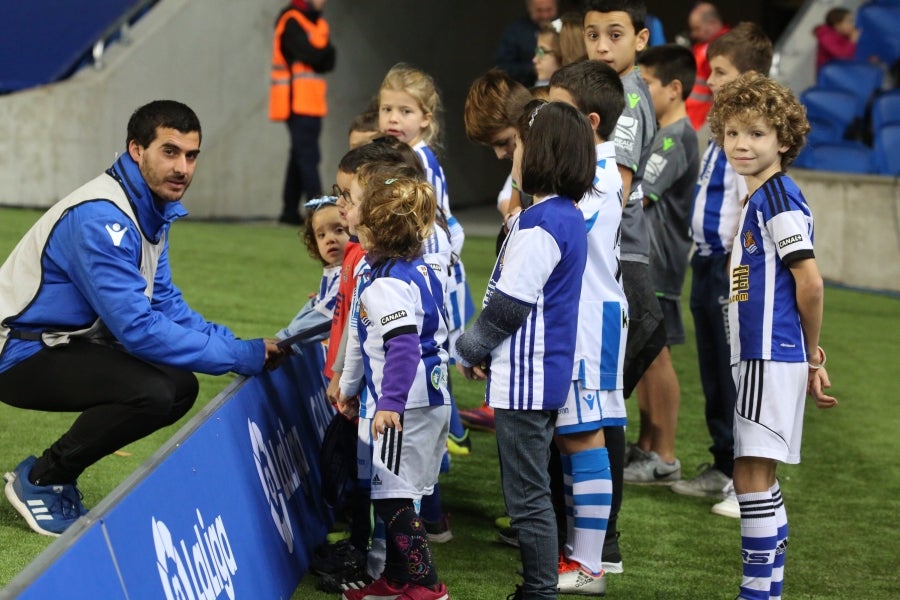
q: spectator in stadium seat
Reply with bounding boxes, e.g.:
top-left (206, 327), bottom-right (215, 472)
top-left (0, 100), bottom-right (282, 537)
top-left (813, 7), bottom-right (860, 73)
top-left (495, 0), bottom-right (559, 87)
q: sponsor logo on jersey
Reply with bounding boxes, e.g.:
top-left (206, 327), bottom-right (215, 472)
top-left (777, 234), bottom-right (803, 249)
top-left (643, 153), bottom-right (668, 185)
top-left (627, 92), bottom-right (641, 109)
top-left (380, 310), bottom-right (408, 326)
top-left (248, 417), bottom-right (310, 554)
top-left (742, 230), bottom-right (758, 254)
top-left (152, 510), bottom-right (238, 600)
top-left (372, 474), bottom-right (382, 486)
top-left (614, 115), bottom-right (638, 154)
top-left (662, 136), bottom-right (675, 152)
top-left (105, 223), bottom-right (127, 247)
top-left (730, 265), bottom-right (750, 303)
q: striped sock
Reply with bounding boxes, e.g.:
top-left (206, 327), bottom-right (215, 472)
top-left (566, 447), bottom-right (611, 574)
top-left (769, 482), bottom-right (788, 599)
top-left (738, 491), bottom-right (777, 600)
top-left (561, 452), bottom-right (574, 556)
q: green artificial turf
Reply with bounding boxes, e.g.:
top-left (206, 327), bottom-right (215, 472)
top-left (0, 207), bottom-right (896, 598)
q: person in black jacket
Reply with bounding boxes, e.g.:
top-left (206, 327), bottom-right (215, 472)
top-left (494, 0), bottom-right (558, 87)
top-left (270, 0), bottom-right (336, 225)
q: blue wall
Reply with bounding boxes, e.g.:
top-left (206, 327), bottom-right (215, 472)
top-left (6, 346), bottom-right (334, 599)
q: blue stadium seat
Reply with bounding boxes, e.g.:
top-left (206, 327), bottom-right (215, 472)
top-left (856, 4), bottom-right (900, 65)
top-left (873, 124), bottom-right (900, 176)
top-left (871, 90), bottom-right (900, 132)
top-left (806, 118), bottom-right (844, 146)
top-left (800, 87), bottom-right (859, 132)
top-left (806, 141), bottom-right (876, 174)
top-left (816, 60), bottom-right (884, 117)
top-left (793, 144), bottom-right (816, 169)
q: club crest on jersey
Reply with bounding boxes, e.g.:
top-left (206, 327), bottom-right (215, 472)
top-left (742, 230), bottom-right (758, 254)
top-left (359, 303), bottom-right (371, 326)
top-left (430, 365), bottom-right (447, 390)
top-left (417, 264), bottom-right (430, 278)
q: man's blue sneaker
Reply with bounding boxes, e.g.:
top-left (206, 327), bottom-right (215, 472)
top-left (3, 456), bottom-right (87, 537)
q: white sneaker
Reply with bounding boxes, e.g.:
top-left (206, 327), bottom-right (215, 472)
top-left (623, 451), bottom-right (681, 485)
top-left (671, 464), bottom-right (730, 497)
top-left (558, 557), bottom-right (606, 596)
top-left (711, 480), bottom-right (740, 519)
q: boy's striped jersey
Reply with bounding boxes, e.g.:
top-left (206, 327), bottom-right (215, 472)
top-left (692, 141), bottom-right (747, 256)
top-left (573, 141), bottom-right (628, 391)
top-left (728, 173), bottom-right (815, 363)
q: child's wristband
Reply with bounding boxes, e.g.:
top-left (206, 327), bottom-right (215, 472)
top-left (808, 346), bottom-right (826, 371)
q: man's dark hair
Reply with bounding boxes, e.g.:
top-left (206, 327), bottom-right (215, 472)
top-left (550, 60), bottom-right (625, 141)
top-left (126, 100), bottom-right (201, 148)
top-left (583, 0), bottom-right (646, 31)
top-left (637, 44), bottom-right (698, 101)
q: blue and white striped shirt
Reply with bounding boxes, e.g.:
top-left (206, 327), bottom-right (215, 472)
top-left (729, 173), bottom-right (815, 363)
top-left (574, 142), bottom-right (628, 391)
top-left (356, 257), bottom-right (450, 411)
top-left (485, 196), bottom-right (587, 411)
top-left (691, 141), bottom-right (747, 256)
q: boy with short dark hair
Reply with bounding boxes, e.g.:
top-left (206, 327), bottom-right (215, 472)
top-left (708, 70), bottom-right (836, 600)
top-left (674, 23), bottom-right (774, 519)
top-left (582, 0), bottom-right (665, 571)
top-left (548, 59), bottom-right (627, 595)
top-left (624, 44), bottom-right (700, 485)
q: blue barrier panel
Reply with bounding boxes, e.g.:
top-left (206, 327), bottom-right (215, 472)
top-left (6, 346), bottom-right (334, 599)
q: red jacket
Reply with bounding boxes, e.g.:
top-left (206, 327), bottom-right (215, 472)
top-left (815, 24), bottom-right (856, 71)
top-left (686, 26), bottom-right (730, 130)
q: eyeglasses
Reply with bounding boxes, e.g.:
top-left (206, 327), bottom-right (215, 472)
top-left (534, 46), bottom-right (555, 59)
top-left (332, 184), bottom-right (355, 206)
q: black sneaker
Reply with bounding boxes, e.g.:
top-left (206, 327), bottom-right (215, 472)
top-left (423, 514), bottom-right (453, 543)
top-left (315, 562), bottom-right (373, 593)
top-left (497, 525), bottom-right (519, 548)
top-left (602, 531), bottom-right (623, 574)
top-left (506, 585), bottom-right (524, 599)
top-left (310, 539), bottom-right (366, 575)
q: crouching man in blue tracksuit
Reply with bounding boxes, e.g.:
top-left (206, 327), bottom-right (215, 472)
top-left (0, 100), bottom-right (282, 537)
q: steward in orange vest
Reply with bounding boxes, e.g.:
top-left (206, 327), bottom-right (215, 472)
top-left (269, 0), bottom-right (335, 120)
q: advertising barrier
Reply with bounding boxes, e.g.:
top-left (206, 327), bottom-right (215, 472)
top-left (3, 346), bottom-right (334, 599)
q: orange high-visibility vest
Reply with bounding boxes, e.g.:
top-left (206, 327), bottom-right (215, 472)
top-left (269, 9), bottom-right (329, 120)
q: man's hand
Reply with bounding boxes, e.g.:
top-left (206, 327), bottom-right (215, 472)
top-left (336, 392), bottom-right (360, 419)
top-left (808, 366), bottom-right (837, 409)
top-left (372, 410), bottom-right (402, 441)
top-left (326, 374), bottom-right (342, 405)
top-left (263, 338), bottom-right (285, 370)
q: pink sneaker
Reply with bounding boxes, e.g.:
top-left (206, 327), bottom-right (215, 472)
top-left (399, 582), bottom-right (449, 600)
top-left (459, 405), bottom-right (495, 432)
top-left (341, 576), bottom-right (406, 600)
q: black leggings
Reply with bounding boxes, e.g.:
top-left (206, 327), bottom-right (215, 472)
top-left (0, 340), bottom-right (197, 484)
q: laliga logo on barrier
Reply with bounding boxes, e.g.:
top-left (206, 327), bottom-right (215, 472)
top-left (248, 417), bottom-right (310, 554)
top-left (152, 509), bottom-right (238, 600)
